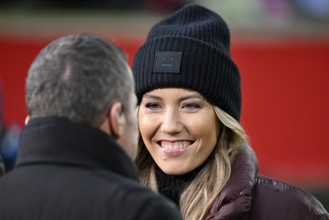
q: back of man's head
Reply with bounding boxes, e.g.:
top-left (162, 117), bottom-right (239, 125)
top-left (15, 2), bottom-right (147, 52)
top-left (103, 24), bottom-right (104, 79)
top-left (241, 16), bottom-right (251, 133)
top-left (26, 33), bottom-right (132, 127)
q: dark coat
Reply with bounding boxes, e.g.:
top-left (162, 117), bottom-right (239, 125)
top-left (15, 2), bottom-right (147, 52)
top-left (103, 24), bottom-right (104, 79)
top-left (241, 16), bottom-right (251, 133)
top-left (206, 146), bottom-right (329, 220)
top-left (0, 117), bottom-right (182, 220)
top-left (0, 154), bottom-right (4, 175)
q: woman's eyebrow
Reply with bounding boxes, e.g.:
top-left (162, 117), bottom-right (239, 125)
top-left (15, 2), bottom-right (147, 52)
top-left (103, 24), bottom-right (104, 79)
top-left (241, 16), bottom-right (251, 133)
top-left (143, 94), bottom-right (162, 100)
top-left (143, 93), bottom-right (204, 101)
top-left (179, 95), bottom-right (204, 101)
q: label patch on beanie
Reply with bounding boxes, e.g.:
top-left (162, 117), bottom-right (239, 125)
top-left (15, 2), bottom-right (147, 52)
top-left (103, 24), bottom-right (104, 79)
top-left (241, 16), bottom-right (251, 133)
top-left (153, 51), bottom-right (182, 73)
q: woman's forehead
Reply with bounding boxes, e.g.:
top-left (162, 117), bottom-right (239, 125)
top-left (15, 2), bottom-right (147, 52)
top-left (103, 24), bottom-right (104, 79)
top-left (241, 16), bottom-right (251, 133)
top-left (144, 88), bottom-right (202, 97)
top-left (142, 88), bottom-right (212, 105)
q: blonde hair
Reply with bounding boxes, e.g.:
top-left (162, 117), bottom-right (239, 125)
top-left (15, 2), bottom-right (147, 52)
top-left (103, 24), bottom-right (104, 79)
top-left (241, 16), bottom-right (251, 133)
top-left (135, 106), bottom-right (249, 220)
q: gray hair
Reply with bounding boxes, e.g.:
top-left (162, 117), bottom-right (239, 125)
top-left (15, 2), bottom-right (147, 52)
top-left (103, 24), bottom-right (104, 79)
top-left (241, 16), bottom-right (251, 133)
top-left (26, 33), bottom-right (133, 127)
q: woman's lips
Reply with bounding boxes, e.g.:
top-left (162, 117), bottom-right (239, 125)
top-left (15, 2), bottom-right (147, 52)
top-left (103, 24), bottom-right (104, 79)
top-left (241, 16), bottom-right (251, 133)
top-left (157, 140), bottom-right (194, 156)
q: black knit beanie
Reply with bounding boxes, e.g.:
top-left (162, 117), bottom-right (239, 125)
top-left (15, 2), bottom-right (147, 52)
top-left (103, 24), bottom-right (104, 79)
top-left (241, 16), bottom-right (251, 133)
top-left (133, 4), bottom-right (241, 121)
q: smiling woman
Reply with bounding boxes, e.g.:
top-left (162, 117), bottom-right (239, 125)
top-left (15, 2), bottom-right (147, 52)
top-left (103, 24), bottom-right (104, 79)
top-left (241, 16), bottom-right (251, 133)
top-left (132, 3), bottom-right (329, 220)
top-left (138, 88), bottom-right (220, 175)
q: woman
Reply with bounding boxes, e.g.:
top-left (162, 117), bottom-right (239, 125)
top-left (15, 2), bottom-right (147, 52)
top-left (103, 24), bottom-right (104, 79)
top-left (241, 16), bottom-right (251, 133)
top-left (132, 4), bottom-right (329, 220)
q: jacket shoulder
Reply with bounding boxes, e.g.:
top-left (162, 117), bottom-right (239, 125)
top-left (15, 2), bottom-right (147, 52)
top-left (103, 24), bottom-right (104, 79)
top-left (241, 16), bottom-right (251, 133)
top-left (0, 166), bottom-right (182, 220)
top-left (93, 170), bottom-right (182, 220)
top-left (113, 176), bottom-right (182, 220)
top-left (135, 193), bottom-right (182, 220)
top-left (250, 175), bottom-right (329, 220)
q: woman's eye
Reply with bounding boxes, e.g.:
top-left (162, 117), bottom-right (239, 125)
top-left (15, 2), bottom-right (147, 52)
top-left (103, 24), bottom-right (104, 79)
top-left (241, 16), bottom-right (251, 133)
top-left (145, 103), bottom-right (161, 110)
top-left (182, 103), bottom-right (201, 110)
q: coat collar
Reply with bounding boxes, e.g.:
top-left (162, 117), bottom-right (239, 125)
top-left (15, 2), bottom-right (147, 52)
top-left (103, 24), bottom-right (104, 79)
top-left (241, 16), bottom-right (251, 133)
top-left (16, 117), bottom-right (139, 181)
top-left (206, 145), bottom-right (258, 220)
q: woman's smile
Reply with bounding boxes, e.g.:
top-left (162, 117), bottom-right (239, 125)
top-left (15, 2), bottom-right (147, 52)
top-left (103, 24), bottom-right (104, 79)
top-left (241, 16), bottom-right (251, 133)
top-left (157, 140), bottom-right (194, 156)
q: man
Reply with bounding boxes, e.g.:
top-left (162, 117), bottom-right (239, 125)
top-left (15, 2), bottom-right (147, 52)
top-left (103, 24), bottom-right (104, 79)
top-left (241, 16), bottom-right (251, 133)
top-left (0, 33), bottom-right (182, 220)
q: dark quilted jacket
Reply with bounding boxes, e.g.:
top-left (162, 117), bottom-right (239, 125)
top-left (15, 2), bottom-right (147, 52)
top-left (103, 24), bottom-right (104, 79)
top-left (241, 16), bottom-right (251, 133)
top-left (206, 146), bottom-right (329, 220)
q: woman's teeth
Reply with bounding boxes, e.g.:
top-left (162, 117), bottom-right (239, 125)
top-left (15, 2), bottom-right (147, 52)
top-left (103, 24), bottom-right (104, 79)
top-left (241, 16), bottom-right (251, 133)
top-left (159, 141), bottom-right (192, 150)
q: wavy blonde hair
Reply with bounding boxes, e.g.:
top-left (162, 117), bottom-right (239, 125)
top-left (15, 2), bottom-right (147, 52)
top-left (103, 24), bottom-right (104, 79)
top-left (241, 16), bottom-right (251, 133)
top-left (135, 106), bottom-right (249, 220)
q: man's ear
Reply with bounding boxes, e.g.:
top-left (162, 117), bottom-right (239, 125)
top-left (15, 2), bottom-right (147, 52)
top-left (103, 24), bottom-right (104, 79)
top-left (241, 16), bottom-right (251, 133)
top-left (107, 102), bottom-right (125, 139)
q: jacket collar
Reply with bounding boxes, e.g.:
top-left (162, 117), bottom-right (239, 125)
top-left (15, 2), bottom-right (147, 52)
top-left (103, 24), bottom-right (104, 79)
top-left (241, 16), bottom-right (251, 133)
top-left (16, 117), bottom-right (139, 181)
top-left (206, 145), bottom-right (258, 220)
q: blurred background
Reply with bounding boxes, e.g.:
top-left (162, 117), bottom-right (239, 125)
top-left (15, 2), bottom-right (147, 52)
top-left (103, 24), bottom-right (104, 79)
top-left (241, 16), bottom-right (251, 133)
top-left (0, 0), bottom-right (328, 210)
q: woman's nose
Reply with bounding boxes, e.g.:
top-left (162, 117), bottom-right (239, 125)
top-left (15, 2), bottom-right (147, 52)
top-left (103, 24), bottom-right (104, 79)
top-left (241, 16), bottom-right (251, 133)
top-left (160, 109), bottom-right (183, 135)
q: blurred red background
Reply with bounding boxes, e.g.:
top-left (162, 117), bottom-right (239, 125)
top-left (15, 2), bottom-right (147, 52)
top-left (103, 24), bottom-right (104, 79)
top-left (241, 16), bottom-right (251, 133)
top-left (0, 34), bottom-right (328, 188)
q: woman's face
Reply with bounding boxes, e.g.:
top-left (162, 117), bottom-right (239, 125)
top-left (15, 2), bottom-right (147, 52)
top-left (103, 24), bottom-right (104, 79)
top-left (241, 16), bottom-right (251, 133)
top-left (138, 88), bottom-right (220, 175)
